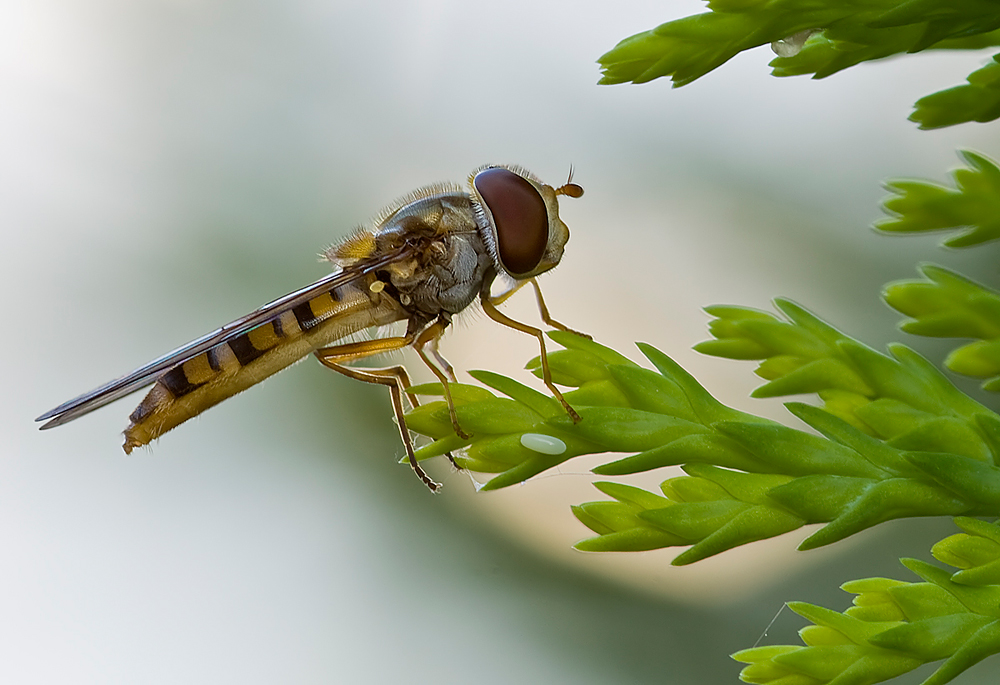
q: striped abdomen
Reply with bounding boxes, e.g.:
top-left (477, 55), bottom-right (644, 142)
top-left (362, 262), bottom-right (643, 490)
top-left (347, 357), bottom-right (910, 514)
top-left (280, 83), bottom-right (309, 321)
top-left (122, 284), bottom-right (405, 452)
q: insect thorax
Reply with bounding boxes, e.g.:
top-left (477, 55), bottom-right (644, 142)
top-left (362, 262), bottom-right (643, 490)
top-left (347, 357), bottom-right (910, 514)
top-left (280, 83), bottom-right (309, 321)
top-left (379, 229), bottom-right (493, 322)
top-left (337, 193), bottom-right (496, 326)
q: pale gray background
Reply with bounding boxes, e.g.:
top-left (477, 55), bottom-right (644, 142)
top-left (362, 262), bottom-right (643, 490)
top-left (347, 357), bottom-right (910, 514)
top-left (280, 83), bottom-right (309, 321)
top-left (4, 1), bottom-right (1000, 683)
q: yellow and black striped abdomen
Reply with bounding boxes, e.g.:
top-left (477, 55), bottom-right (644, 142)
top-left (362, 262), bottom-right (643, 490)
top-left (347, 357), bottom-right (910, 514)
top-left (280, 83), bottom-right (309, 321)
top-left (122, 285), bottom-right (405, 452)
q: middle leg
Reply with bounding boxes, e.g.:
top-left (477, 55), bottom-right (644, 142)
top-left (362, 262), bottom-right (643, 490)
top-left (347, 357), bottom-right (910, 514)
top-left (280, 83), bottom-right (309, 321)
top-left (413, 316), bottom-right (470, 440)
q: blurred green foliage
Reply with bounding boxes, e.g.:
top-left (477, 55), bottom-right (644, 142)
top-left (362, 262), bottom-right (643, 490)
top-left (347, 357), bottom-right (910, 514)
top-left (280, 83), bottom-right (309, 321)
top-left (735, 519), bottom-right (1000, 685)
top-left (597, 1), bottom-right (1000, 129)
top-left (406, 2), bottom-right (1000, 682)
top-left (877, 151), bottom-right (1000, 247)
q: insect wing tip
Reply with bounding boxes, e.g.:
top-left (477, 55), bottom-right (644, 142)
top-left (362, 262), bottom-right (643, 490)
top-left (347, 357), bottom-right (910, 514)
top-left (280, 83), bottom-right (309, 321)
top-left (36, 414), bottom-right (64, 430)
top-left (34, 392), bottom-right (106, 428)
top-left (35, 405), bottom-right (65, 423)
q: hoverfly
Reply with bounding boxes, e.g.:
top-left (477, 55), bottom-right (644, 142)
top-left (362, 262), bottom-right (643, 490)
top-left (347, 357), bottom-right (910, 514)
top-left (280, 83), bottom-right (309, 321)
top-left (37, 165), bottom-right (586, 491)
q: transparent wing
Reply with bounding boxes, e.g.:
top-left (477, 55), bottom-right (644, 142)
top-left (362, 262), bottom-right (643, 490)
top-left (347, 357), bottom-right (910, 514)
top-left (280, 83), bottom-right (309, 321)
top-left (36, 245), bottom-right (413, 429)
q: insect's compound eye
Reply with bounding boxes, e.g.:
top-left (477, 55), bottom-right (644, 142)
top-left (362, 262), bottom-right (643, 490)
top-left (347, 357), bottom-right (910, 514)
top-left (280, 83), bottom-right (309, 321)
top-left (474, 167), bottom-right (548, 276)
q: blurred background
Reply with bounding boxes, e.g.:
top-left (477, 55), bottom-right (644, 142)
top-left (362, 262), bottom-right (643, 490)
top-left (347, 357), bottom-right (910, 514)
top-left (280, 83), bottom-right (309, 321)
top-left (5, 0), bottom-right (1000, 682)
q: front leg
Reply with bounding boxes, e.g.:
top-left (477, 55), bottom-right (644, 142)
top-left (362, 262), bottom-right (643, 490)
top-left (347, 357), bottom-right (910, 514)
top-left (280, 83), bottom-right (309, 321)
top-left (528, 278), bottom-right (591, 340)
top-left (489, 278), bottom-right (590, 340)
top-left (480, 293), bottom-right (581, 424)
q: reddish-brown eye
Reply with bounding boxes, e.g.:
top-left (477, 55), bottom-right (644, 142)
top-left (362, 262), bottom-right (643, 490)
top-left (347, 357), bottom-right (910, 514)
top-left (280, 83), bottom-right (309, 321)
top-left (474, 167), bottom-right (548, 276)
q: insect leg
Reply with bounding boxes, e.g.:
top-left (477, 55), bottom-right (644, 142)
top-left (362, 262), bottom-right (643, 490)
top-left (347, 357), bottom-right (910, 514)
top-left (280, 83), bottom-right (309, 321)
top-left (315, 340), bottom-right (442, 492)
top-left (422, 332), bottom-right (478, 468)
top-left (313, 335), bottom-right (413, 363)
top-left (388, 349), bottom-right (463, 472)
top-left (488, 279), bottom-right (530, 307)
top-left (488, 279), bottom-right (589, 339)
top-left (529, 278), bottom-right (591, 340)
top-left (480, 294), bottom-right (582, 423)
top-left (413, 318), bottom-right (471, 441)
top-left (392, 353), bottom-right (462, 472)
top-left (426, 334), bottom-right (456, 383)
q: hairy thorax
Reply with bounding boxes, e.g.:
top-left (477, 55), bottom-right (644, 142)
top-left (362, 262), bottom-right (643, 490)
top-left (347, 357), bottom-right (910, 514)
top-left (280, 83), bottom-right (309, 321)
top-left (330, 192), bottom-right (494, 327)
